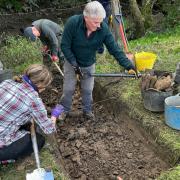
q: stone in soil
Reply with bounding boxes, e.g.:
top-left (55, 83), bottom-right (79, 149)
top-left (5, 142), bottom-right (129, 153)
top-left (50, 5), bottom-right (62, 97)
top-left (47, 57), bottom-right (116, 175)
top-left (41, 72), bottom-right (169, 179)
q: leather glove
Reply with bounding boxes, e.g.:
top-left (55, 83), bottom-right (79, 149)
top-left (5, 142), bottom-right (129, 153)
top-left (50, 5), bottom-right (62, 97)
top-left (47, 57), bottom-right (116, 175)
top-left (51, 55), bottom-right (59, 62)
top-left (128, 69), bottom-right (139, 78)
top-left (70, 61), bottom-right (83, 78)
top-left (51, 104), bottom-right (64, 118)
top-left (72, 65), bottom-right (83, 78)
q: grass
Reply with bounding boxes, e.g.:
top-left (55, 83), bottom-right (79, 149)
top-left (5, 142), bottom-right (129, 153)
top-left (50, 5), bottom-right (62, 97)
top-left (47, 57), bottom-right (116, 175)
top-left (0, 147), bottom-right (67, 180)
top-left (0, 36), bottom-right (42, 74)
top-left (158, 165), bottom-right (180, 180)
top-left (95, 26), bottom-right (180, 179)
top-left (96, 25), bottom-right (180, 73)
top-left (0, 26), bottom-right (179, 179)
top-left (130, 26), bottom-right (180, 72)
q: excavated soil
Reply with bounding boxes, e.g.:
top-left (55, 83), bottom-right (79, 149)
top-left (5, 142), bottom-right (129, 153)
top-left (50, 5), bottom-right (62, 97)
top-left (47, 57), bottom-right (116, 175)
top-left (0, 7), bottom-right (172, 180)
top-left (40, 68), bottom-right (169, 180)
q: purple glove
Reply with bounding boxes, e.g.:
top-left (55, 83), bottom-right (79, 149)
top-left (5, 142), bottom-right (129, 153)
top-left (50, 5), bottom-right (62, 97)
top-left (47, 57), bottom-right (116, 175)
top-left (51, 104), bottom-right (64, 118)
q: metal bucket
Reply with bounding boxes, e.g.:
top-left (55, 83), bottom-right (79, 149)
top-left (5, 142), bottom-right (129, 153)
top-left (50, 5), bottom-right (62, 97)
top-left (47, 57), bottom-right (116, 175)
top-left (0, 69), bottom-right (13, 83)
top-left (165, 94), bottom-right (180, 130)
top-left (141, 70), bottom-right (173, 112)
top-left (142, 88), bottom-right (173, 112)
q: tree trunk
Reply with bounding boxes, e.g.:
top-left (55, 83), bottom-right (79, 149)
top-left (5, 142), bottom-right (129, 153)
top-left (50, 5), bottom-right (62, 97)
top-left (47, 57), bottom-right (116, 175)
top-left (129, 0), bottom-right (145, 38)
top-left (111, 0), bottom-right (121, 42)
top-left (142, 0), bottom-right (157, 28)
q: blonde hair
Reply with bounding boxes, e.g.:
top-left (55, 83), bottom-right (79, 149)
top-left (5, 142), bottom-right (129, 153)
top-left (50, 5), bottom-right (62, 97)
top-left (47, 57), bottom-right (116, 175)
top-left (25, 64), bottom-right (52, 88)
top-left (83, 1), bottom-right (106, 19)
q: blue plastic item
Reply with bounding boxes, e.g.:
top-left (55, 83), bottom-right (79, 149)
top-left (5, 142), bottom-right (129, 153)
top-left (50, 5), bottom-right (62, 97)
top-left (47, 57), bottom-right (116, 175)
top-left (26, 169), bottom-right (54, 180)
top-left (44, 170), bottom-right (54, 180)
top-left (26, 120), bottom-right (55, 180)
top-left (165, 94), bottom-right (180, 130)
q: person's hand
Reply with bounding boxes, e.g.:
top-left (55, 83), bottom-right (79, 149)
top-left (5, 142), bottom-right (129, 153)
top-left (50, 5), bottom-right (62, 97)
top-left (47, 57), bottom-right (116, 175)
top-left (126, 52), bottom-right (134, 61)
top-left (117, 176), bottom-right (123, 180)
top-left (51, 116), bottom-right (57, 124)
top-left (71, 62), bottom-right (83, 78)
top-left (51, 55), bottom-right (59, 62)
top-left (72, 65), bottom-right (83, 78)
top-left (51, 104), bottom-right (64, 118)
top-left (42, 46), bottom-right (49, 53)
top-left (128, 69), bottom-right (136, 74)
top-left (70, 61), bottom-right (83, 78)
top-left (128, 69), bottom-right (139, 78)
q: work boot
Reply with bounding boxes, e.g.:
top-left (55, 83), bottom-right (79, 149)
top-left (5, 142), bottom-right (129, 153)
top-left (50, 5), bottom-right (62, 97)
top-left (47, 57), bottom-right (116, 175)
top-left (83, 111), bottom-right (95, 121)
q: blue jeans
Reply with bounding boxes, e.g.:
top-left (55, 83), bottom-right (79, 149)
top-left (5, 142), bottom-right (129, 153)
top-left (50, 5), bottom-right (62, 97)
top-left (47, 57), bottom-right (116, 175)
top-left (60, 61), bottom-right (95, 113)
top-left (0, 133), bottom-right (44, 161)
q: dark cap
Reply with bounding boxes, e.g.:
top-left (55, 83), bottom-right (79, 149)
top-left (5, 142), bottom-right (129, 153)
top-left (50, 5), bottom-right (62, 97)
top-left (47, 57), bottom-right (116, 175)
top-left (23, 27), bottom-right (36, 41)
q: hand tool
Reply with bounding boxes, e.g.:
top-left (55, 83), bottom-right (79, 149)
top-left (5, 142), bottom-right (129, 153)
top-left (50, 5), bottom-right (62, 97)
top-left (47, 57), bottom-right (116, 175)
top-left (87, 72), bottom-right (142, 78)
top-left (26, 120), bottom-right (54, 180)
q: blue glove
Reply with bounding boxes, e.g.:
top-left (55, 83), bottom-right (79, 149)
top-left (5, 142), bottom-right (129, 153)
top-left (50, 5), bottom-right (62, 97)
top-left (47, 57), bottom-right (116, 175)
top-left (51, 104), bottom-right (64, 118)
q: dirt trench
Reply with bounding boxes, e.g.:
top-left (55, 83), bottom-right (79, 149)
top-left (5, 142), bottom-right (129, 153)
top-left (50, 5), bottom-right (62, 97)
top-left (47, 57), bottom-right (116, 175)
top-left (41, 69), bottom-right (169, 180)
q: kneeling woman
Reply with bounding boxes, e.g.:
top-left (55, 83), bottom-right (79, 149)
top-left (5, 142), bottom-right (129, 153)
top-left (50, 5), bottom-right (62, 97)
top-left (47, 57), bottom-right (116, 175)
top-left (0, 64), bottom-right (63, 161)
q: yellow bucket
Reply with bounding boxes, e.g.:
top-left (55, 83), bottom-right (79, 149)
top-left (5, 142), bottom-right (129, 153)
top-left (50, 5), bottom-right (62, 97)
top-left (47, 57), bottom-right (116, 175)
top-left (135, 52), bottom-right (157, 71)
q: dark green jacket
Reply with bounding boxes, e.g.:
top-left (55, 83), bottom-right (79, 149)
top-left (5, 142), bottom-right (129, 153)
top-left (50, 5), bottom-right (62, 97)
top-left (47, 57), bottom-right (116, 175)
top-left (61, 15), bottom-right (134, 70)
top-left (32, 19), bottom-right (63, 56)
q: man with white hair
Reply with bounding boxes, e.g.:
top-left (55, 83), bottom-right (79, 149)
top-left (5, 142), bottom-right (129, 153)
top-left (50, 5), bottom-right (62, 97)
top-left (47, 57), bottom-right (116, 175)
top-left (59, 1), bottom-right (136, 120)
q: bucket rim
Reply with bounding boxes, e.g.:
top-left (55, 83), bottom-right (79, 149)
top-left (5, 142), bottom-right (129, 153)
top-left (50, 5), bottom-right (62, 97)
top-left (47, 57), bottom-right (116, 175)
top-left (135, 51), bottom-right (157, 56)
top-left (165, 95), bottom-right (180, 107)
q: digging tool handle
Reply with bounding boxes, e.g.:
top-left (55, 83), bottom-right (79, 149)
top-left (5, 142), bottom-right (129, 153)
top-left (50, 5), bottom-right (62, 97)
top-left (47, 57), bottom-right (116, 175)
top-left (90, 73), bottom-right (141, 78)
top-left (54, 62), bottom-right (64, 77)
top-left (43, 52), bottom-right (64, 77)
top-left (115, 15), bottom-right (129, 53)
top-left (30, 120), bottom-right (41, 169)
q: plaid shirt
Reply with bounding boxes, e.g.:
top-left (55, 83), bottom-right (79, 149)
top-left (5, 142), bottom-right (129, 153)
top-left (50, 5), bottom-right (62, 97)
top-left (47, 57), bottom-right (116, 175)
top-left (0, 80), bottom-right (56, 147)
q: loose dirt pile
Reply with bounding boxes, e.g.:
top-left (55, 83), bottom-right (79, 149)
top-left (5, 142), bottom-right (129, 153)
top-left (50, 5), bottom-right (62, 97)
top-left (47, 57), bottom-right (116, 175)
top-left (40, 68), bottom-right (169, 180)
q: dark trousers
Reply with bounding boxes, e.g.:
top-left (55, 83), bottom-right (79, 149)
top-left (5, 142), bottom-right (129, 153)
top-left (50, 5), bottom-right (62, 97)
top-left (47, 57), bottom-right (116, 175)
top-left (0, 133), bottom-right (45, 161)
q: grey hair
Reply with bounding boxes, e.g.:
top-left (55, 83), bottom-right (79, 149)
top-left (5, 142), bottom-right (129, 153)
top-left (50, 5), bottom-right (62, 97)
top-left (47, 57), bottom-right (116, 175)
top-left (83, 1), bottom-right (106, 19)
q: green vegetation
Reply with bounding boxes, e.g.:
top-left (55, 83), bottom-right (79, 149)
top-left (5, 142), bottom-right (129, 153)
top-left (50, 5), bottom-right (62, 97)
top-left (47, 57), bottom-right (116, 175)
top-left (0, 0), bottom-right (23, 11)
top-left (0, 148), bottom-right (67, 180)
top-left (0, 36), bottom-right (42, 74)
top-left (97, 25), bottom-right (180, 73)
top-left (0, 0), bottom-right (87, 12)
top-left (96, 26), bottom-right (180, 179)
top-left (159, 0), bottom-right (180, 28)
top-left (158, 165), bottom-right (180, 180)
top-left (0, 25), bottom-right (179, 180)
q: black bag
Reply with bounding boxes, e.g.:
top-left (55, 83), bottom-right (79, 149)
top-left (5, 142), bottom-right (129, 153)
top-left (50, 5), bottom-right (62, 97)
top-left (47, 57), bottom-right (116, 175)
top-left (0, 69), bottom-right (13, 83)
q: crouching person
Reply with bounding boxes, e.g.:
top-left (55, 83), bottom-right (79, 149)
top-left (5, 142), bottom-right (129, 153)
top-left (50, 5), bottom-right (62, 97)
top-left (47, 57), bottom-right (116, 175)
top-left (0, 64), bottom-right (63, 161)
